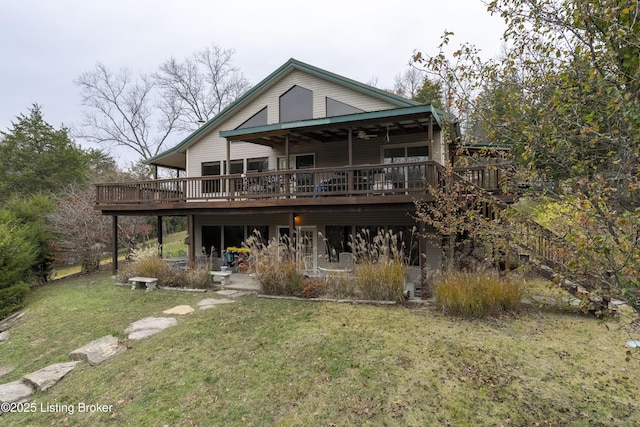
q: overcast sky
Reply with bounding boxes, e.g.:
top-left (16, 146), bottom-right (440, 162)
top-left (0, 0), bottom-right (505, 164)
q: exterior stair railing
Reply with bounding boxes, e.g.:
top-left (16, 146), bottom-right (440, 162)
top-left (434, 163), bottom-right (612, 311)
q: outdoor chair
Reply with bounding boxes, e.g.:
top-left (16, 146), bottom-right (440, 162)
top-left (303, 255), bottom-right (324, 279)
top-left (338, 252), bottom-right (354, 271)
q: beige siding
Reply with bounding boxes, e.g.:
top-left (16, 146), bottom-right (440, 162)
top-left (265, 69), bottom-right (399, 121)
top-left (186, 69), bottom-right (405, 177)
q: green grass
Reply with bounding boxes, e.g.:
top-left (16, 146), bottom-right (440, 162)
top-left (1, 272), bottom-right (639, 426)
top-left (50, 231), bottom-right (188, 280)
top-left (159, 231), bottom-right (188, 257)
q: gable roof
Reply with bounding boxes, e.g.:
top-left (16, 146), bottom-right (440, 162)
top-left (146, 58), bottom-right (420, 168)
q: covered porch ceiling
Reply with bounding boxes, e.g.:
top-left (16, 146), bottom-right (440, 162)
top-left (219, 105), bottom-right (444, 147)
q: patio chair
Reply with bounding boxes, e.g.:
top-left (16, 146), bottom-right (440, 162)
top-left (338, 252), bottom-right (354, 271)
top-left (303, 255), bottom-right (324, 279)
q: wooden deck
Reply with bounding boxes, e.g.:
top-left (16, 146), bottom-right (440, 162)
top-left (95, 161), bottom-right (510, 214)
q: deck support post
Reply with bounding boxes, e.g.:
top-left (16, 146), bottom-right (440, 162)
top-left (348, 128), bottom-right (354, 192)
top-left (112, 215), bottom-right (118, 275)
top-left (188, 214), bottom-right (196, 269)
top-left (285, 134), bottom-right (291, 197)
top-left (289, 211), bottom-right (296, 261)
top-left (419, 220), bottom-right (431, 298)
top-left (226, 140), bottom-right (231, 199)
top-left (157, 216), bottom-right (163, 257)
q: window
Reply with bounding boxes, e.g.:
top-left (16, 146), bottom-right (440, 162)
top-left (280, 85), bottom-right (312, 122)
top-left (247, 157), bottom-right (269, 173)
top-left (277, 153), bottom-right (315, 193)
top-left (227, 159), bottom-right (244, 175)
top-left (277, 153), bottom-right (315, 170)
top-left (324, 226), bottom-right (350, 261)
top-left (326, 97), bottom-right (363, 117)
top-left (202, 161), bottom-right (221, 193)
top-left (247, 226), bottom-right (268, 242)
top-left (237, 107), bottom-right (268, 129)
top-left (202, 226), bottom-right (221, 255)
top-left (382, 144), bottom-right (430, 189)
top-left (224, 226), bottom-right (244, 249)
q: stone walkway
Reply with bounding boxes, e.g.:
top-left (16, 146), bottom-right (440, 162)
top-left (0, 290), bottom-right (249, 408)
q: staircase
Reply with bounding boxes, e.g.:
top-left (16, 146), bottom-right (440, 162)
top-left (434, 164), bottom-right (613, 311)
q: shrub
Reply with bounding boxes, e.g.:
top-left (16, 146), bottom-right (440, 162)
top-left (0, 282), bottom-right (29, 320)
top-left (0, 217), bottom-right (37, 319)
top-left (349, 228), bottom-right (407, 302)
top-left (247, 229), bottom-right (409, 301)
top-left (354, 261), bottom-right (406, 303)
top-left (434, 270), bottom-right (524, 318)
top-left (301, 277), bottom-right (326, 299)
top-left (116, 247), bottom-right (172, 285)
top-left (324, 273), bottom-right (358, 299)
top-left (258, 255), bottom-right (302, 296)
top-left (246, 234), bottom-right (303, 296)
top-left (178, 266), bottom-right (211, 289)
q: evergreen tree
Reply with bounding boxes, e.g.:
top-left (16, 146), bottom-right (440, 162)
top-left (0, 104), bottom-right (90, 202)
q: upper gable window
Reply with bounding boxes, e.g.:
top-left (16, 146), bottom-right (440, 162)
top-left (326, 97), bottom-right (363, 117)
top-left (237, 107), bottom-right (268, 129)
top-left (280, 85), bottom-right (312, 123)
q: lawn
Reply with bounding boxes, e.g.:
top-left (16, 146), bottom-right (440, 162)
top-left (1, 271), bottom-right (639, 426)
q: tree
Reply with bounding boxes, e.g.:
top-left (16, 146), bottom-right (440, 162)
top-left (393, 67), bottom-right (444, 108)
top-left (0, 194), bottom-right (57, 318)
top-left (413, 78), bottom-right (444, 109)
top-left (0, 104), bottom-right (91, 202)
top-left (0, 216), bottom-right (34, 319)
top-left (75, 64), bottom-right (172, 161)
top-left (2, 194), bottom-right (56, 282)
top-left (47, 184), bottom-right (112, 273)
top-left (48, 183), bottom-right (154, 273)
top-left (394, 67), bottom-right (426, 99)
top-left (155, 43), bottom-right (251, 133)
top-left (414, 0), bottom-right (640, 308)
top-left (76, 43), bottom-right (250, 162)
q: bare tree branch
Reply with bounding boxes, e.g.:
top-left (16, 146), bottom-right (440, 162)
top-left (154, 43), bottom-right (250, 133)
top-left (75, 44), bottom-right (250, 162)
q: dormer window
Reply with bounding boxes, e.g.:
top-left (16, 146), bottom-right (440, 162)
top-left (280, 85), bottom-right (312, 122)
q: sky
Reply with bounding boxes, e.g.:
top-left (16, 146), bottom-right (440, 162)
top-left (0, 0), bottom-right (506, 165)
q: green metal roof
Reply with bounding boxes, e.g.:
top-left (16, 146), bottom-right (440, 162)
top-left (220, 105), bottom-right (448, 140)
top-left (146, 58), bottom-right (442, 167)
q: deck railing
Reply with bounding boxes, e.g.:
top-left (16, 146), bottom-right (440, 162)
top-left (95, 161), bottom-right (507, 206)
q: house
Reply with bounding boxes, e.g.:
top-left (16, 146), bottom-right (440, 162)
top-left (95, 58), bottom-right (505, 292)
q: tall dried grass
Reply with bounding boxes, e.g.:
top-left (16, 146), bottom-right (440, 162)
top-left (246, 229), bottom-right (411, 302)
top-left (435, 270), bottom-right (525, 318)
top-left (117, 247), bottom-right (171, 284)
top-left (116, 247), bottom-right (211, 288)
top-left (245, 232), bottom-right (303, 296)
top-left (349, 228), bottom-right (408, 302)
